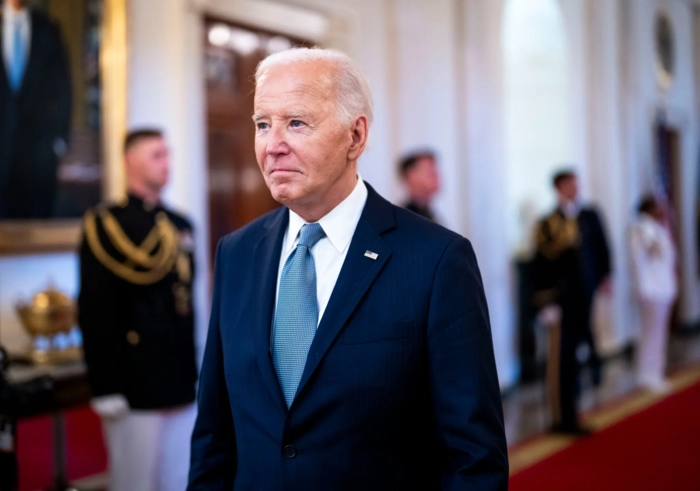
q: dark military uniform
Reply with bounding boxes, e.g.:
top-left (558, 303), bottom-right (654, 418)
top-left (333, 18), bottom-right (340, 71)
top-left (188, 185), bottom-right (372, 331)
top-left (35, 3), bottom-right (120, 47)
top-left (403, 200), bottom-right (436, 222)
top-left (78, 194), bottom-right (197, 409)
top-left (533, 206), bottom-right (611, 431)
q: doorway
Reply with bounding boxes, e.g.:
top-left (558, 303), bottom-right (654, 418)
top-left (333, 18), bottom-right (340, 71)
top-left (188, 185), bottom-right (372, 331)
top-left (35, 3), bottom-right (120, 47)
top-left (654, 120), bottom-right (682, 327)
top-left (204, 18), bottom-right (309, 265)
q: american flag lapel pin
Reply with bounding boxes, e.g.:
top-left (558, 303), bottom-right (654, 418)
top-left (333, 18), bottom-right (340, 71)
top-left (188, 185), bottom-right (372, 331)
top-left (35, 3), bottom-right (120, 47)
top-left (364, 250), bottom-right (379, 260)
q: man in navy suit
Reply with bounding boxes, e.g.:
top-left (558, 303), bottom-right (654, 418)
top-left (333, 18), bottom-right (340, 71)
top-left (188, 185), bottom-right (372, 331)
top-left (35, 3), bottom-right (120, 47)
top-left (188, 47), bottom-right (508, 490)
top-left (0, 0), bottom-right (71, 218)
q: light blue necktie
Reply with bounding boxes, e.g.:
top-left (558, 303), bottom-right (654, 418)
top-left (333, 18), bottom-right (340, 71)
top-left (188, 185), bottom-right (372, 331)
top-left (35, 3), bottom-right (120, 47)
top-left (10, 17), bottom-right (26, 92)
top-left (272, 223), bottom-right (326, 408)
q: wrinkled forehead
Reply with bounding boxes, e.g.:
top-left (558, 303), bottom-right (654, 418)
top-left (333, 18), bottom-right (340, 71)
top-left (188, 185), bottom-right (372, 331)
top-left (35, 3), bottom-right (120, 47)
top-left (254, 62), bottom-right (336, 110)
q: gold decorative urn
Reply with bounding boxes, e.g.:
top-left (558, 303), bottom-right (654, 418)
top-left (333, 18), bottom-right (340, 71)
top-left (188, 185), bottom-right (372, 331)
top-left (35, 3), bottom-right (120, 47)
top-left (16, 287), bottom-right (82, 364)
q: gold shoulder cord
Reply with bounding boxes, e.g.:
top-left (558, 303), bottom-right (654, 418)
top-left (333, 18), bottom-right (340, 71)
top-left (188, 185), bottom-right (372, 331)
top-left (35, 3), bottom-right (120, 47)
top-left (84, 209), bottom-right (181, 285)
top-left (99, 211), bottom-right (165, 268)
top-left (536, 213), bottom-right (581, 261)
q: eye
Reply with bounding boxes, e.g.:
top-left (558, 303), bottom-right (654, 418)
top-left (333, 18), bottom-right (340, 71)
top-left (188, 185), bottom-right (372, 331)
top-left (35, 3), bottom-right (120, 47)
top-left (256, 122), bottom-right (269, 131)
top-left (290, 120), bottom-right (305, 128)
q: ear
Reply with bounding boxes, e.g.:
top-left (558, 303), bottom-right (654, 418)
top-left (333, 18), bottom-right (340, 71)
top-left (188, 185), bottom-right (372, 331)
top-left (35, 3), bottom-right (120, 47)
top-left (347, 115), bottom-right (368, 161)
top-left (123, 151), bottom-right (136, 175)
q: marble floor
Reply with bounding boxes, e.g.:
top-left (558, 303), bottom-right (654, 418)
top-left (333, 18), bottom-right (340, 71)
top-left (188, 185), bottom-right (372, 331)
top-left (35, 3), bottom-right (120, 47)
top-left (502, 331), bottom-right (700, 446)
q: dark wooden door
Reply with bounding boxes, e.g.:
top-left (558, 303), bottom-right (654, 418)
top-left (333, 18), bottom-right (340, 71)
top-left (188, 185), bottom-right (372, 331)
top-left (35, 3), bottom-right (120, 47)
top-left (204, 19), bottom-right (309, 266)
top-left (655, 122), bottom-right (682, 327)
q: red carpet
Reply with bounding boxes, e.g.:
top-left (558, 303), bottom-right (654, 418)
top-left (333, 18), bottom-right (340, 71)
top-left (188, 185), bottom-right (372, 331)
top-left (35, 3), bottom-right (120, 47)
top-left (17, 406), bottom-right (107, 491)
top-left (510, 381), bottom-right (700, 490)
top-left (16, 384), bottom-right (700, 490)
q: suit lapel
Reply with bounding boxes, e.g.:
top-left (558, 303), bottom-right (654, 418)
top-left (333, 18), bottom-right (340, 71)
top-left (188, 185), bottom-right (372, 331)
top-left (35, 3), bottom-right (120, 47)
top-left (252, 207), bottom-right (289, 411)
top-left (0, 11), bottom-right (8, 91)
top-left (294, 185), bottom-right (396, 405)
top-left (19, 12), bottom-right (42, 97)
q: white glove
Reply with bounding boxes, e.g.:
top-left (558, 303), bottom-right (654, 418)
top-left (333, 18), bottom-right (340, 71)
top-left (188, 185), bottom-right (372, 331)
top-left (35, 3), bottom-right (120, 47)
top-left (90, 394), bottom-right (130, 420)
top-left (538, 304), bottom-right (562, 327)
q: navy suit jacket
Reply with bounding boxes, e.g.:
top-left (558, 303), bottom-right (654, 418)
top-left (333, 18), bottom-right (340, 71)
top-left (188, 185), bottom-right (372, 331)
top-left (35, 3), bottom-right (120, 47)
top-left (0, 10), bottom-right (71, 218)
top-left (189, 184), bottom-right (508, 490)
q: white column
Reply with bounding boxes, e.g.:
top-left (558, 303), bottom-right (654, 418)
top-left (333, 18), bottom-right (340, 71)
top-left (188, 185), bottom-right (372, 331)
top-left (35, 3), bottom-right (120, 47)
top-left (461, 0), bottom-right (517, 387)
top-left (558, 0), bottom-right (591, 195)
top-left (582, 0), bottom-right (633, 353)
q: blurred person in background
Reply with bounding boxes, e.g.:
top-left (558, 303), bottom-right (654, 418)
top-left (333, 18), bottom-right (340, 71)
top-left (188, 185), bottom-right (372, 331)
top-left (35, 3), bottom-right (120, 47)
top-left (78, 129), bottom-right (198, 491)
top-left (629, 195), bottom-right (677, 393)
top-left (0, 0), bottom-right (71, 218)
top-left (399, 150), bottom-right (440, 222)
top-left (533, 169), bottom-right (612, 435)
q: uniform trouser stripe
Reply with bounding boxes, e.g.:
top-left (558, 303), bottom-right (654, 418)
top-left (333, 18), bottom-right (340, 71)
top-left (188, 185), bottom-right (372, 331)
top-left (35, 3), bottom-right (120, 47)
top-left (546, 322), bottom-right (562, 425)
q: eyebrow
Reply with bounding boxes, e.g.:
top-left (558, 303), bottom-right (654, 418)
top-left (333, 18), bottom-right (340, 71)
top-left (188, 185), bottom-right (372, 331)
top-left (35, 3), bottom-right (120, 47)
top-left (252, 112), bottom-right (311, 122)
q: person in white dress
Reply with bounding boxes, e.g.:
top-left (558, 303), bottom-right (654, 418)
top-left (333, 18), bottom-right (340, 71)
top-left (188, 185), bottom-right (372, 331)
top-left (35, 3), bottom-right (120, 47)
top-left (629, 195), bottom-right (677, 392)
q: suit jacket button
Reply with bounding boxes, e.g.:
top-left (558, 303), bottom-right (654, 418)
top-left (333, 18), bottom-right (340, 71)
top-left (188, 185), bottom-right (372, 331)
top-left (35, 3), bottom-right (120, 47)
top-left (126, 331), bottom-right (140, 345)
top-left (283, 445), bottom-right (297, 459)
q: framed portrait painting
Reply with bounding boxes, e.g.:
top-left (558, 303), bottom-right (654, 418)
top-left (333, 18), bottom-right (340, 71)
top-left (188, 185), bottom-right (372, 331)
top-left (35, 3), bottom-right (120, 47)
top-left (0, 0), bottom-right (126, 254)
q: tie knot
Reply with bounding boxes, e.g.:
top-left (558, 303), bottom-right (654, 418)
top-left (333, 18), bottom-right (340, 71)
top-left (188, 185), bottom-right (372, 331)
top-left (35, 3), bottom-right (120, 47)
top-left (298, 223), bottom-right (325, 249)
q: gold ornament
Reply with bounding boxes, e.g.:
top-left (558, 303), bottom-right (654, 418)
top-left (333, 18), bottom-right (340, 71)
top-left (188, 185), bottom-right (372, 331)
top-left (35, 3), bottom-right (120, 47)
top-left (16, 287), bottom-right (82, 364)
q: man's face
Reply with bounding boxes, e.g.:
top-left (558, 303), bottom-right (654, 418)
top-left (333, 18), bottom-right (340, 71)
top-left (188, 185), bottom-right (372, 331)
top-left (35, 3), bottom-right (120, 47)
top-left (557, 176), bottom-right (579, 202)
top-left (253, 61), bottom-right (356, 209)
top-left (125, 137), bottom-right (170, 192)
top-left (405, 157), bottom-right (440, 202)
top-left (6, 0), bottom-right (25, 11)
top-left (650, 203), bottom-right (665, 222)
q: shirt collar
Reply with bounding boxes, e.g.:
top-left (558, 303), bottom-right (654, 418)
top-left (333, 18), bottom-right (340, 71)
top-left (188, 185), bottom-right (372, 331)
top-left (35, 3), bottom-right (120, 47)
top-left (126, 192), bottom-right (164, 213)
top-left (558, 200), bottom-right (580, 218)
top-left (639, 213), bottom-right (660, 227)
top-left (285, 175), bottom-right (368, 255)
top-left (3, 6), bottom-right (28, 25)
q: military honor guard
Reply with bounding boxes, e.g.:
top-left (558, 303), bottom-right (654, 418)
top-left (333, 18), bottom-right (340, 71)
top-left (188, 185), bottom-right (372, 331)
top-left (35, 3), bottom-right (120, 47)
top-left (533, 170), bottom-right (611, 435)
top-left (629, 196), bottom-right (677, 393)
top-left (78, 129), bottom-right (197, 491)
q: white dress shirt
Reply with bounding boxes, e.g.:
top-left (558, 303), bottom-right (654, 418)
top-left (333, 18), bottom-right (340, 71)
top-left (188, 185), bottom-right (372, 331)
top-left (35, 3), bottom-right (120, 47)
top-left (275, 176), bottom-right (368, 324)
top-left (559, 200), bottom-right (580, 219)
top-left (2, 6), bottom-right (31, 77)
top-left (629, 214), bottom-right (677, 302)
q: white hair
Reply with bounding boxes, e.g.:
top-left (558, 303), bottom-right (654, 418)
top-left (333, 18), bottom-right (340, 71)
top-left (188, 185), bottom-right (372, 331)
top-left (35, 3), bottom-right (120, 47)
top-left (255, 47), bottom-right (374, 127)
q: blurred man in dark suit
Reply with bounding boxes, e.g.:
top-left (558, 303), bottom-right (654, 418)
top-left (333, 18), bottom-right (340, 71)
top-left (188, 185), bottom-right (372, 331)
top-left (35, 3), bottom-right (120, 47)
top-left (0, 0), bottom-right (71, 219)
top-left (399, 150), bottom-right (441, 222)
top-left (533, 169), bottom-right (611, 435)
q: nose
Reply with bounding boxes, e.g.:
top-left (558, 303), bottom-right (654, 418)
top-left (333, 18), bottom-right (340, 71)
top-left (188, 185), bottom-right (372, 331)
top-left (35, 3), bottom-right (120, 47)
top-left (266, 126), bottom-right (291, 157)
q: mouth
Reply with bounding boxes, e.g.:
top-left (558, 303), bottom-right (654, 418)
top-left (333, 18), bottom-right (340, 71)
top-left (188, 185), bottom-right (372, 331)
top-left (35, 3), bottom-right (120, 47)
top-left (269, 168), bottom-right (301, 176)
